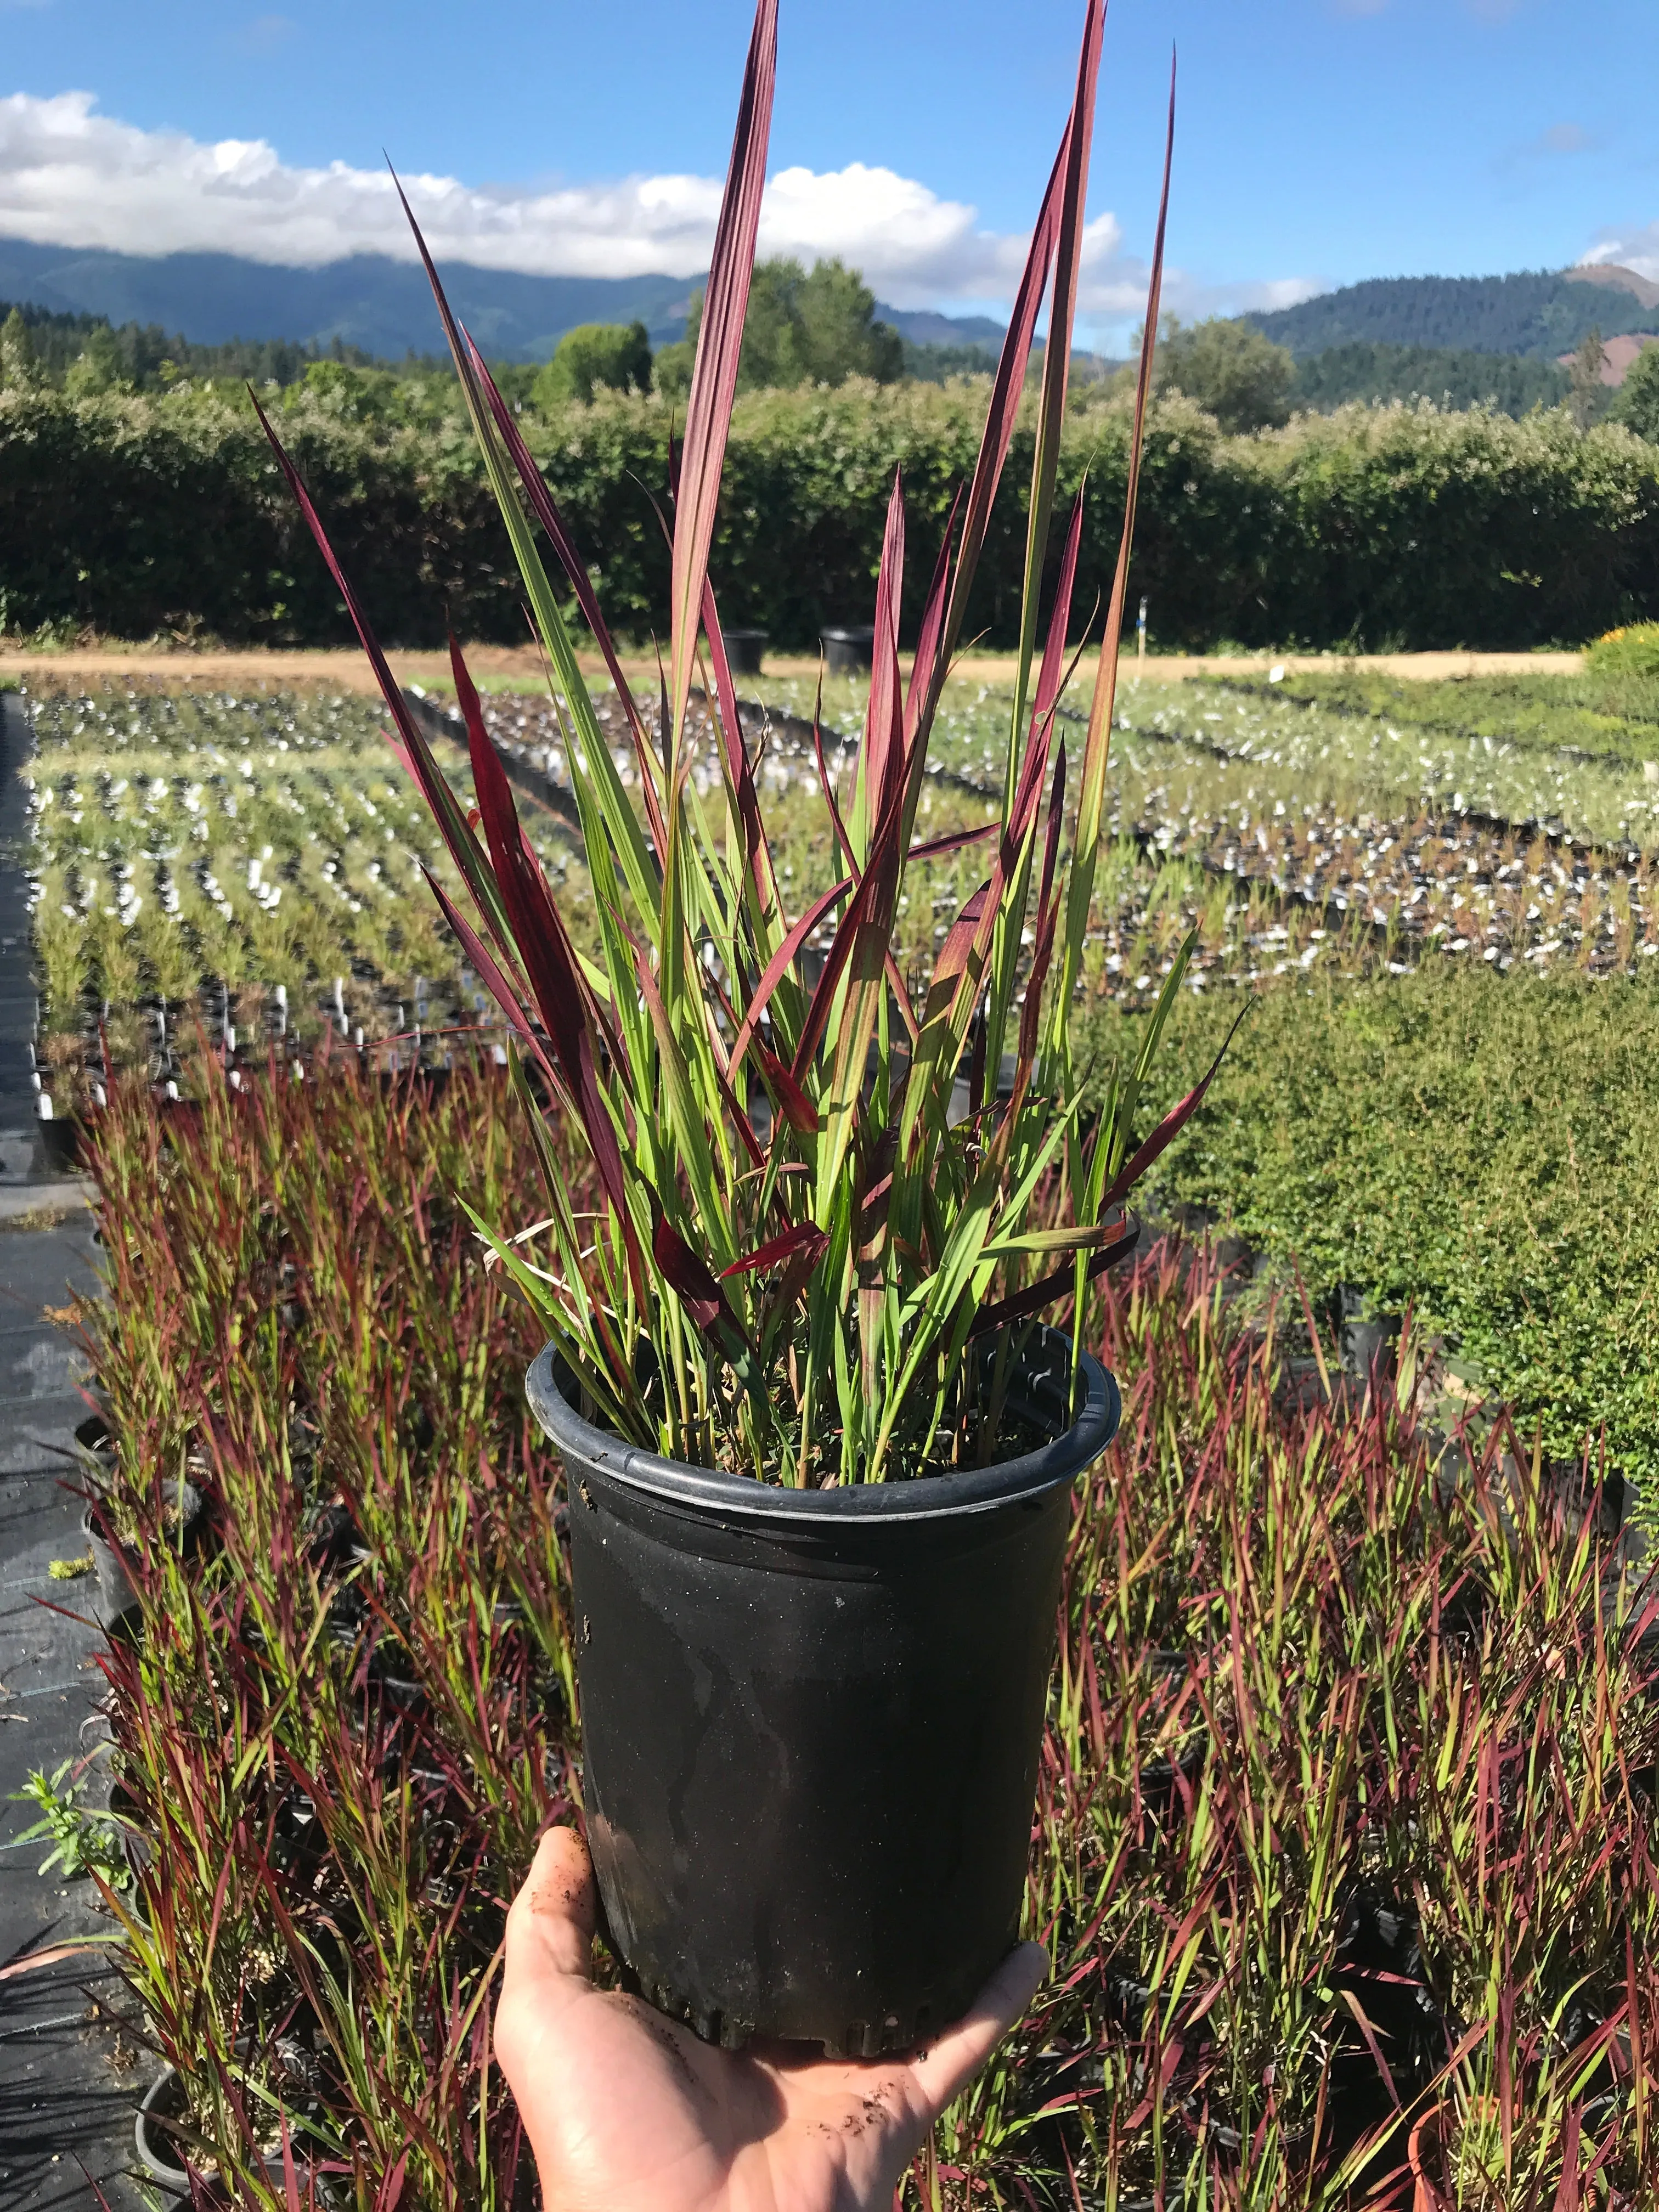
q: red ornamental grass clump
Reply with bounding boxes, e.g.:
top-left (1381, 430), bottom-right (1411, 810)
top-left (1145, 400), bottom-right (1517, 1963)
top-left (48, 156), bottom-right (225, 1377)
top-left (82, 1056), bottom-right (580, 2206)
top-left (256, 0), bottom-right (1236, 1486)
top-left (74, 1060), bottom-right (1659, 2206)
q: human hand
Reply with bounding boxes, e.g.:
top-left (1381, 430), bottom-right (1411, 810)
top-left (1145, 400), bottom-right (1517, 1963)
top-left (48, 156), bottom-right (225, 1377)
top-left (494, 1826), bottom-right (1046, 2212)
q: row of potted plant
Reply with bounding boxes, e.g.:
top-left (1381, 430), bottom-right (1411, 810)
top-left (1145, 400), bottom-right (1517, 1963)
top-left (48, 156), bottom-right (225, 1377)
top-left (69, 1051), bottom-right (1659, 2205)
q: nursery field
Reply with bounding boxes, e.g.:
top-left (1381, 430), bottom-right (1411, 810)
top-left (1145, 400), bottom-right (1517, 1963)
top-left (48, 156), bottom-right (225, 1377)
top-left (16, 650), bottom-right (1659, 2207)
top-left (65, 1057), bottom-right (1659, 2209)
top-left (22, 657), bottom-right (1659, 1101)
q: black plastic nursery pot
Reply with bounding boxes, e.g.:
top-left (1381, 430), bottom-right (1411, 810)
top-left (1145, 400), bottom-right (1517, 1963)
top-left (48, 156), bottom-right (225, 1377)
top-left (819, 623), bottom-right (876, 675)
top-left (81, 1478), bottom-right (205, 1635)
top-left (526, 1327), bottom-right (1120, 2055)
top-left (721, 626), bottom-right (768, 675)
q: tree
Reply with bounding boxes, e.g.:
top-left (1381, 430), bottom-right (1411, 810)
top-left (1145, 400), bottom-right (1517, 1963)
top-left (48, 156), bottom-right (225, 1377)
top-left (652, 338), bottom-right (694, 401)
top-left (1154, 316), bottom-right (1295, 433)
top-left (1568, 327), bottom-right (1608, 430)
top-left (64, 325), bottom-right (127, 397)
top-left (0, 308), bottom-right (40, 391)
top-left (534, 321), bottom-right (653, 409)
top-left (1611, 340), bottom-right (1659, 443)
top-left (677, 258), bottom-right (903, 393)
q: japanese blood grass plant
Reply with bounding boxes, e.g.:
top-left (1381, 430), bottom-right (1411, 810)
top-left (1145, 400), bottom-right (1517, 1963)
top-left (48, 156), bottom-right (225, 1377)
top-left (257, 0), bottom-right (1232, 1486)
top-left (68, 1063), bottom-right (1659, 2205)
top-left (905, 1237), bottom-right (1659, 2209)
top-left (80, 1057), bottom-right (580, 2208)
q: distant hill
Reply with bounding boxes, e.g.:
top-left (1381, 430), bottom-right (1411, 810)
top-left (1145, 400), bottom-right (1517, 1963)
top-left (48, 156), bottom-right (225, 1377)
top-left (874, 303), bottom-right (1006, 349)
top-left (0, 236), bottom-right (697, 362)
top-left (1248, 266), bottom-right (1659, 362)
top-left (1291, 342), bottom-right (1572, 416)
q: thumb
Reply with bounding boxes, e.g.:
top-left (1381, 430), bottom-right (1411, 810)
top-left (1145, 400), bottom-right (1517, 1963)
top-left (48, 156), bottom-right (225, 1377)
top-left (504, 1825), bottom-right (599, 1998)
top-left (904, 1941), bottom-right (1047, 2120)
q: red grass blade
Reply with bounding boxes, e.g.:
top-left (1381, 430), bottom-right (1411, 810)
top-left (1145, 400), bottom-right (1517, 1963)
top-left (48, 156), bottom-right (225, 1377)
top-left (1034, 494), bottom-right (1086, 730)
top-left (1059, 53), bottom-right (1176, 1015)
top-left (907, 820), bottom-right (1000, 865)
top-left (909, 129), bottom-right (1070, 770)
top-left (967, 1215), bottom-right (1141, 1339)
top-left (449, 640), bottom-right (642, 1287)
top-left (1101, 1001), bottom-right (1245, 1211)
top-left (755, 1042), bottom-right (821, 1135)
top-left (419, 867), bottom-right (562, 1097)
top-left (1009, 0), bottom-right (1105, 724)
top-left (467, 336), bottom-right (668, 853)
top-left (727, 873), bottom-right (853, 1081)
top-left (1006, 740), bottom-right (1068, 1120)
top-left (921, 884), bottom-right (992, 1025)
top-left (904, 488), bottom-right (961, 748)
top-left (720, 1218), bottom-right (830, 1278)
top-left (669, 0), bottom-right (778, 743)
top-left (855, 471), bottom-right (907, 853)
top-left (789, 759), bottom-right (909, 1086)
top-left (653, 1212), bottom-right (741, 1339)
top-left (248, 391), bottom-right (509, 946)
top-left (702, 580), bottom-right (782, 929)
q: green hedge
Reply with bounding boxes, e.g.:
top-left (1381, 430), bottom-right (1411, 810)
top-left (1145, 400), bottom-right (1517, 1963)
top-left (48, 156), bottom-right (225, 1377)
top-left (4, 381), bottom-right (1659, 648)
top-left (1105, 968), bottom-right (1659, 1498)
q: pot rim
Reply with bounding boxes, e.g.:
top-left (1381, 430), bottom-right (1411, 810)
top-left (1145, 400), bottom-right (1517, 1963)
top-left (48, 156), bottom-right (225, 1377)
top-left (524, 1325), bottom-right (1119, 1525)
top-left (135, 2064), bottom-right (191, 2190)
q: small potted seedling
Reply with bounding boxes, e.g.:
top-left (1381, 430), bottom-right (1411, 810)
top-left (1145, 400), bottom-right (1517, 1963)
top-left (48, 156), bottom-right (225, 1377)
top-left (263, 0), bottom-right (1225, 2053)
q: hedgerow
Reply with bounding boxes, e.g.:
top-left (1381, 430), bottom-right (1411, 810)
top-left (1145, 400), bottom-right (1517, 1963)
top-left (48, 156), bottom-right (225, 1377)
top-left (4, 381), bottom-right (1659, 649)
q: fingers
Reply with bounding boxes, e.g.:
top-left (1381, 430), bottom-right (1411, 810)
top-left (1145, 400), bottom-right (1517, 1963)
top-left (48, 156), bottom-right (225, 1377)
top-left (904, 1942), bottom-right (1047, 2119)
top-left (505, 1825), bottom-right (599, 1991)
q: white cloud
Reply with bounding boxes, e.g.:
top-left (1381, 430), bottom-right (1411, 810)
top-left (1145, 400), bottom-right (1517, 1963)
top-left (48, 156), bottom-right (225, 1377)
top-left (0, 89), bottom-right (1086, 304)
top-left (1581, 227), bottom-right (1659, 286)
top-left (0, 88), bottom-right (1314, 328)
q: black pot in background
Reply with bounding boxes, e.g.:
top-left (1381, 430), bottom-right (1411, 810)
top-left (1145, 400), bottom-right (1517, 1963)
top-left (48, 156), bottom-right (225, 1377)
top-left (82, 1480), bottom-right (205, 1635)
top-left (526, 1328), bottom-right (1120, 2055)
top-left (1333, 1286), bottom-right (1401, 1395)
top-left (819, 624), bottom-right (876, 675)
top-left (38, 1113), bottom-right (83, 1173)
top-left (721, 627), bottom-right (768, 677)
top-left (135, 2062), bottom-right (329, 2204)
top-left (135, 2066), bottom-right (195, 2197)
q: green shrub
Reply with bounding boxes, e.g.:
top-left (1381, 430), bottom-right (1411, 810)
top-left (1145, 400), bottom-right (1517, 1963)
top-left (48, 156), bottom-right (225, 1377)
top-left (4, 380), bottom-right (1659, 648)
top-left (1156, 314), bottom-right (1295, 432)
top-left (1094, 966), bottom-right (1659, 1503)
top-left (531, 320), bottom-right (652, 409)
top-left (1585, 620), bottom-right (1659, 683)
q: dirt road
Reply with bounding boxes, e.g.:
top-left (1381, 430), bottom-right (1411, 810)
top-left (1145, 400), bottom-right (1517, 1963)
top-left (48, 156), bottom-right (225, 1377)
top-left (0, 645), bottom-right (1585, 695)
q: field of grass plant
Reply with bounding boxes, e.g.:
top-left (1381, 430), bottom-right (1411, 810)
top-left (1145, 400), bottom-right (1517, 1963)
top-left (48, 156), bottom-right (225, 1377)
top-left (80, 1058), bottom-right (1659, 2208)
top-left (32, 662), bottom-right (1659, 1089)
top-left (32, 661), bottom-right (1659, 1514)
top-left (19, 680), bottom-right (581, 1103)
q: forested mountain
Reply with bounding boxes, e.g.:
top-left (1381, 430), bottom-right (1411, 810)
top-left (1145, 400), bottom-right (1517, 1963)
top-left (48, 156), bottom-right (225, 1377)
top-left (0, 237), bottom-right (696, 362)
top-left (873, 303), bottom-right (1006, 349)
top-left (1290, 342), bottom-right (1571, 416)
top-left (0, 297), bottom-right (422, 387)
top-left (1249, 267), bottom-right (1659, 361)
top-left (0, 235), bottom-right (1017, 370)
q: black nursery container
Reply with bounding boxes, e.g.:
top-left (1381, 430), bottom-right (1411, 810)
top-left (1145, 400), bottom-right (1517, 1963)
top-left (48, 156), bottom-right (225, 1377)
top-left (819, 624), bottom-right (876, 675)
top-left (525, 1327), bottom-right (1120, 2056)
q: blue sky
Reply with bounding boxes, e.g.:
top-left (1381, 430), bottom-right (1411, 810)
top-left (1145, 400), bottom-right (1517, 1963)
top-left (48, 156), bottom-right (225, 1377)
top-left (2, 0), bottom-right (1656, 346)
